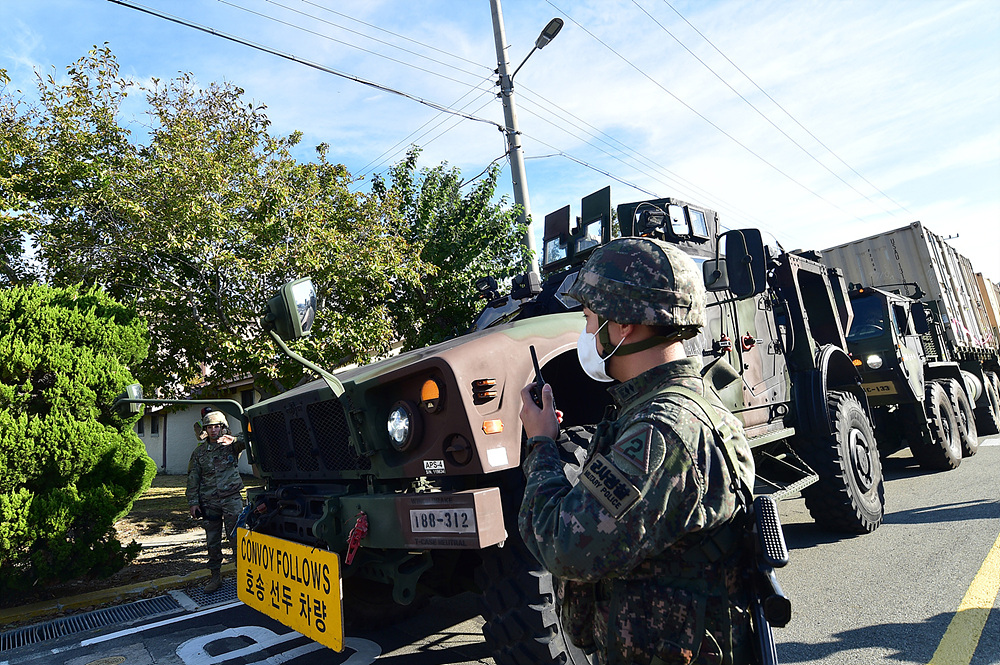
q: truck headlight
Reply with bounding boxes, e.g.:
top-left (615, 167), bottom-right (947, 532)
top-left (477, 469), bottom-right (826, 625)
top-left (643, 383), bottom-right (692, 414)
top-left (866, 354), bottom-right (883, 370)
top-left (387, 401), bottom-right (421, 451)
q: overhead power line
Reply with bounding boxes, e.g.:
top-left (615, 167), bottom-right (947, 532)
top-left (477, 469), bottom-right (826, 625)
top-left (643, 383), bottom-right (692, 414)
top-left (633, 0), bottom-right (900, 218)
top-left (543, 0), bottom-right (865, 223)
top-left (218, 0), bottom-right (485, 87)
top-left (660, 0), bottom-right (911, 215)
top-left (295, 0), bottom-right (490, 72)
top-left (513, 85), bottom-right (768, 228)
top-left (106, 0), bottom-right (504, 132)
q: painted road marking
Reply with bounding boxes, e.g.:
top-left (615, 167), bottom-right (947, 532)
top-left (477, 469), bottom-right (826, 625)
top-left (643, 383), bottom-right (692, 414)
top-left (81, 601), bottom-right (242, 646)
top-left (175, 625), bottom-right (380, 664)
top-left (928, 531), bottom-right (1000, 665)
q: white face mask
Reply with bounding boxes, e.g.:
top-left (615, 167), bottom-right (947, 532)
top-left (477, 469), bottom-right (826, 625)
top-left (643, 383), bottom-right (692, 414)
top-left (576, 320), bottom-right (626, 383)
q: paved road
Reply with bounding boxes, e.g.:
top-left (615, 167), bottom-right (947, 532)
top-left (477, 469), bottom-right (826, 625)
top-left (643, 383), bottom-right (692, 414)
top-left (2, 439), bottom-right (997, 665)
top-left (774, 439), bottom-right (1000, 665)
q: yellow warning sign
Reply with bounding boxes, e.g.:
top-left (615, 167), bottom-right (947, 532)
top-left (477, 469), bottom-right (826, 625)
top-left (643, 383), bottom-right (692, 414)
top-left (236, 527), bottom-right (343, 652)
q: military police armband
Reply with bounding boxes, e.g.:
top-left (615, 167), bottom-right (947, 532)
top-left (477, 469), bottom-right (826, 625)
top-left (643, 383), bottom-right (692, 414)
top-left (579, 453), bottom-right (641, 519)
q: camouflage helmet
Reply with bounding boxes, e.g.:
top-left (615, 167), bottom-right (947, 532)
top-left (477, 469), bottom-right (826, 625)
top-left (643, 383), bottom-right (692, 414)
top-left (566, 237), bottom-right (706, 330)
top-left (202, 410), bottom-right (229, 428)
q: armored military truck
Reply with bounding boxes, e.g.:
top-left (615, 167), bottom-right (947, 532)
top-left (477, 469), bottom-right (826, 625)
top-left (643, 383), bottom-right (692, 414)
top-left (118, 187), bottom-right (883, 664)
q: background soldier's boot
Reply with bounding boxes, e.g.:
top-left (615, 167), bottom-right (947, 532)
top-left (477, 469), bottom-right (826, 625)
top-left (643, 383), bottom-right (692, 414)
top-left (204, 570), bottom-right (222, 593)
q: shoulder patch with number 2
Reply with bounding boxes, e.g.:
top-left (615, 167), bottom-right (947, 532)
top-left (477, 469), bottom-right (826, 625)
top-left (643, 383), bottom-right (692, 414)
top-left (611, 422), bottom-right (654, 474)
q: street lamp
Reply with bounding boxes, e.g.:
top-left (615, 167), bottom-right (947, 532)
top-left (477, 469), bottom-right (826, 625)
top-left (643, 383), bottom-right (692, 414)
top-left (511, 18), bottom-right (564, 81)
top-left (490, 2), bottom-right (563, 274)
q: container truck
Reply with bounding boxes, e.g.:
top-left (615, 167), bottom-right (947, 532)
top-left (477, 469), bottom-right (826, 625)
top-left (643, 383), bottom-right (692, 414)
top-left (821, 222), bottom-right (1000, 462)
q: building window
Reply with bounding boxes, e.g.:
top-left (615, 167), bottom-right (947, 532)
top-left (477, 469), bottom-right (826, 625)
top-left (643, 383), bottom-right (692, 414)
top-left (137, 417), bottom-right (144, 436)
top-left (241, 389), bottom-right (255, 409)
top-left (150, 414), bottom-right (159, 436)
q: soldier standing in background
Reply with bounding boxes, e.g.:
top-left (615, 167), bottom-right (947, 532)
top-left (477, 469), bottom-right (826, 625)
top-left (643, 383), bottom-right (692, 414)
top-left (518, 237), bottom-right (756, 664)
top-left (187, 409), bottom-right (245, 593)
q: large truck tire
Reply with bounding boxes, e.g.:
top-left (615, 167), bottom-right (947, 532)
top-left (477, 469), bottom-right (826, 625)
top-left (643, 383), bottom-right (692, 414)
top-left (476, 425), bottom-right (595, 665)
top-left (973, 371), bottom-right (1000, 436)
top-left (911, 381), bottom-right (962, 470)
top-left (477, 541), bottom-right (594, 665)
top-left (800, 391), bottom-right (884, 533)
top-left (940, 378), bottom-right (979, 457)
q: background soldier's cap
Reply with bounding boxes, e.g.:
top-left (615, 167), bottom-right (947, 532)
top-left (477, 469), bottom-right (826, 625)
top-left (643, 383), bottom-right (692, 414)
top-left (565, 237), bottom-right (706, 329)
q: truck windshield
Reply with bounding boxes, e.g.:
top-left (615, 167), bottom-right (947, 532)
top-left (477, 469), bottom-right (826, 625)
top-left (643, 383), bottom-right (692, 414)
top-left (848, 295), bottom-right (890, 341)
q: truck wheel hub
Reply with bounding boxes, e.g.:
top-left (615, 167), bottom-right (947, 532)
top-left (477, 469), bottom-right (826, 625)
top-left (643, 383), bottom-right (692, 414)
top-left (848, 427), bottom-right (874, 492)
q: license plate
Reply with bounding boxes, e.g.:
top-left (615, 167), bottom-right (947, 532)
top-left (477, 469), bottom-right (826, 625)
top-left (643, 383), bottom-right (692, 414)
top-left (863, 381), bottom-right (897, 395)
top-left (237, 528), bottom-right (343, 652)
top-left (409, 508), bottom-right (477, 533)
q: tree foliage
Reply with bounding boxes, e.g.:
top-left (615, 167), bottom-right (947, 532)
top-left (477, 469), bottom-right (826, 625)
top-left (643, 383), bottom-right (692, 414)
top-left (0, 283), bottom-right (155, 592)
top-left (2, 47), bottom-right (527, 396)
top-left (374, 147), bottom-right (530, 350)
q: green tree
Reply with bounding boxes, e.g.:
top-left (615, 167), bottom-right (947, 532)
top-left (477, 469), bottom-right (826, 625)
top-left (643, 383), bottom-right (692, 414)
top-left (0, 283), bottom-right (155, 592)
top-left (0, 67), bottom-right (40, 287)
top-left (1, 47), bottom-right (428, 396)
top-left (373, 147), bottom-right (530, 350)
top-left (2, 47), bottom-right (529, 395)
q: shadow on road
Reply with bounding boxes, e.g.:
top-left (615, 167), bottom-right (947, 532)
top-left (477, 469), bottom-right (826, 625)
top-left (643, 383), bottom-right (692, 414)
top-left (778, 607), bottom-right (999, 665)
top-left (884, 497), bottom-right (999, 526)
top-left (358, 591), bottom-right (494, 664)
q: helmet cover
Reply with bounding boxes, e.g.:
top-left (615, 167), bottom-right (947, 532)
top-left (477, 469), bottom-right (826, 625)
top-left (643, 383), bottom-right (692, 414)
top-left (565, 237), bottom-right (706, 329)
top-left (202, 410), bottom-right (229, 428)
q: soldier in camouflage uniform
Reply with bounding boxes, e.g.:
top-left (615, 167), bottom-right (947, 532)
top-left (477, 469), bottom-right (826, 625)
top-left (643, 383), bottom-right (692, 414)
top-left (187, 409), bottom-right (246, 593)
top-left (518, 237), bottom-right (756, 665)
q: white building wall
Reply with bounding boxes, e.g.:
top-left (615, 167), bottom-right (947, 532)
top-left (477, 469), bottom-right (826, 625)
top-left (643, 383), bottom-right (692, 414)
top-left (136, 390), bottom-right (256, 476)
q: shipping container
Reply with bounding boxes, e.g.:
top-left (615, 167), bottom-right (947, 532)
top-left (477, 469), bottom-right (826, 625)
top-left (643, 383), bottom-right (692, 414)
top-left (975, 273), bottom-right (1000, 346)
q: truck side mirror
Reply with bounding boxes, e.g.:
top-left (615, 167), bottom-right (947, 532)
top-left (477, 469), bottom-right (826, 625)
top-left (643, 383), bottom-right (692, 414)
top-left (113, 384), bottom-right (144, 418)
top-left (703, 258), bottom-right (730, 292)
top-left (910, 302), bottom-right (929, 334)
top-left (264, 277), bottom-right (316, 341)
top-left (722, 229), bottom-right (767, 299)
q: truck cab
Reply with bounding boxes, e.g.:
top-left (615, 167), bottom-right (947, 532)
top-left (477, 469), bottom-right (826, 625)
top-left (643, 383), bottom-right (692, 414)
top-left (844, 284), bottom-right (973, 469)
top-left (847, 285), bottom-right (928, 408)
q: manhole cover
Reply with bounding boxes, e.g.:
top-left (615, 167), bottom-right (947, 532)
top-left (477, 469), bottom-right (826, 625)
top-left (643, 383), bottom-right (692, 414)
top-left (85, 658), bottom-right (127, 665)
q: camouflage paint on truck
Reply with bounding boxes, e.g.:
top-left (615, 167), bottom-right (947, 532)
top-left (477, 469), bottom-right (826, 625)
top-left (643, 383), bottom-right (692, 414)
top-left (115, 186), bottom-right (891, 665)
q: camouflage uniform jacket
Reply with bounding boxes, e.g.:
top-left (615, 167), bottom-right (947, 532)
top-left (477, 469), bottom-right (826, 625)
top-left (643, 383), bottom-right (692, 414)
top-left (187, 436), bottom-right (247, 507)
top-left (519, 356), bottom-right (755, 664)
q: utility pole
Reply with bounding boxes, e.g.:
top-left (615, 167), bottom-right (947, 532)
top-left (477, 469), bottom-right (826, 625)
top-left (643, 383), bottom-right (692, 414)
top-left (490, 0), bottom-right (538, 274)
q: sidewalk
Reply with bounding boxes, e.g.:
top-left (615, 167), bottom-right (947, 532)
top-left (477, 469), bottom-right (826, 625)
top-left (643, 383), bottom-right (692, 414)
top-left (0, 531), bottom-right (236, 627)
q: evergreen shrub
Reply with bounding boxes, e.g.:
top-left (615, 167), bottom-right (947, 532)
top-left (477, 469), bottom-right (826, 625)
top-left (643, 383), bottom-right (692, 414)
top-left (0, 283), bottom-right (155, 593)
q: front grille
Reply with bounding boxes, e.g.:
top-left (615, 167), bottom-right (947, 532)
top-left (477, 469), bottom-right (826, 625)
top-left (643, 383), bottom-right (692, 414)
top-left (251, 396), bottom-right (369, 476)
top-left (291, 417), bottom-right (319, 471)
top-left (309, 399), bottom-right (371, 470)
top-left (253, 410), bottom-right (290, 472)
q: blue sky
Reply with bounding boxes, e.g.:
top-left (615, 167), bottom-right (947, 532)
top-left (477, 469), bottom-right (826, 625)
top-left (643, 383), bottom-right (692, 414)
top-left (3, 0), bottom-right (998, 281)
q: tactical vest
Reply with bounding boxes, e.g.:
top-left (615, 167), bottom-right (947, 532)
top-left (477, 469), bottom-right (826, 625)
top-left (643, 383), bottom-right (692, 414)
top-left (564, 385), bottom-right (753, 664)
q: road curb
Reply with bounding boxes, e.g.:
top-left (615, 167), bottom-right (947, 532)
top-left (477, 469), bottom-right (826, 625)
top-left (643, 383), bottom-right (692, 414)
top-left (0, 563), bottom-right (237, 626)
